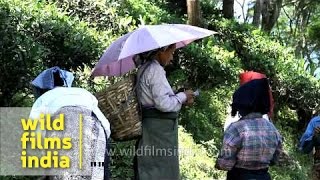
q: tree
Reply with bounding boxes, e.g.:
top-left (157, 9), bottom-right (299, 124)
top-left (223, 0), bottom-right (234, 19)
top-left (187, 0), bottom-right (201, 26)
top-left (252, 0), bottom-right (263, 26)
top-left (261, 0), bottom-right (283, 33)
top-left (274, 0), bottom-right (320, 76)
top-left (251, 0), bottom-right (283, 33)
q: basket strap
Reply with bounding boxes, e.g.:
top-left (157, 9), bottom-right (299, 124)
top-left (135, 61), bottom-right (153, 115)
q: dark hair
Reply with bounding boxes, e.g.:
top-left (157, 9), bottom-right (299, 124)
top-left (53, 71), bottom-right (64, 87)
top-left (33, 71), bottom-right (65, 99)
top-left (133, 44), bottom-right (176, 67)
top-left (160, 44), bottom-right (176, 52)
top-left (133, 49), bottom-right (159, 67)
top-left (231, 78), bottom-right (270, 117)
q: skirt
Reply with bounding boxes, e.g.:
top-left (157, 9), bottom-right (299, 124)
top-left (134, 108), bottom-right (179, 180)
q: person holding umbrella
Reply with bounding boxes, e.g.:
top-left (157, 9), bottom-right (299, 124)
top-left (91, 24), bottom-right (217, 179)
top-left (133, 44), bottom-right (195, 180)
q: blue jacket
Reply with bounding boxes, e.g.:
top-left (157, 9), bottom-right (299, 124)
top-left (299, 116), bottom-right (320, 153)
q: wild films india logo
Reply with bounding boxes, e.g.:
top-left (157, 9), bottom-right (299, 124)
top-left (20, 113), bottom-right (81, 169)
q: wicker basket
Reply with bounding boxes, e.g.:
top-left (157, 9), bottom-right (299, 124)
top-left (95, 75), bottom-right (141, 141)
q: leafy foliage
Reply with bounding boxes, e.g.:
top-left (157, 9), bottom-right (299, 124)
top-left (270, 108), bottom-right (312, 180)
top-left (179, 89), bottom-right (231, 143)
top-left (209, 19), bottom-right (320, 125)
top-left (0, 0), bottom-right (107, 106)
top-left (1, 0), bottom-right (319, 179)
top-left (47, 0), bottom-right (137, 33)
top-left (179, 127), bottom-right (225, 179)
top-left (308, 21), bottom-right (320, 51)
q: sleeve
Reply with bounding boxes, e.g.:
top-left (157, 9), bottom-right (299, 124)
top-left (149, 66), bottom-right (187, 112)
top-left (270, 134), bottom-right (283, 165)
top-left (216, 125), bottom-right (241, 171)
top-left (301, 139), bottom-right (314, 154)
top-left (299, 116), bottom-right (319, 151)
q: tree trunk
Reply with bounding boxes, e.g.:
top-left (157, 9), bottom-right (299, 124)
top-left (253, 0), bottom-right (263, 27)
top-left (187, 0), bottom-right (201, 26)
top-left (223, 0), bottom-right (234, 19)
top-left (261, 0), bottom-right (282, 33)
top-left (294, 0), bottom-right (311, 59)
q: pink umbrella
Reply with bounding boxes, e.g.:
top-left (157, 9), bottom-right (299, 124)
top-left (91, 24), bottom-right (217, 76)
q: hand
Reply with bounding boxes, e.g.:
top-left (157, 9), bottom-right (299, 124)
top-left (312, 127), bottom-right (320, 142)
top-left (315, 127), bottom-right (320, 135)
top-left (184, 90), bottom-right (195, 106)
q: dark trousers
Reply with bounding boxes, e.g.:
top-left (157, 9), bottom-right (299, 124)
top-left (312, 146), bottom-right (320, 180)
top-left (227, 167), bottom-right (271, 180)
top-left (302, 135), bottom-right (320, 154)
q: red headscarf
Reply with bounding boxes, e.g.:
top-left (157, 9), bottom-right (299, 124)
top-left (239, 71), bottom-right (274, 117)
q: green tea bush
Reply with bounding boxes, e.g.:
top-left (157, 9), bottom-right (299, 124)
top-left (0, 0), bottom-right (107, 106)
top-left (179, 127), bottom-right (225, 179)
top-left (0, 0), bottom-right (44, 106)
top-left (1, 0), bottom-right (318, 179)
top-left (209, 19), bottom-right (320, 126)
top-left (47, 0), bottom-right (137, 34)
top-left (270, 116), bottom-right (313, 180)
top-left (179, 89), bottom-right (230, 143)
top-left (108, 140), bottom-right (136, 179)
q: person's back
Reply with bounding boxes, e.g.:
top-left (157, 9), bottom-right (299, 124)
top-left (30, 86), bottom-right (110, 138)
top-left (30, 67), bottom-right (111, 179)
top-left (226, 116), bottom-right (281, 170)
top-left (31, 87), bottom-right (98, 112)
top-left (216, 78), bottom-right (283, 180)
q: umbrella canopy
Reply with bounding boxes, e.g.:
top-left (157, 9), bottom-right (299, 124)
top-left (92, 24), bottom-right (217, 76)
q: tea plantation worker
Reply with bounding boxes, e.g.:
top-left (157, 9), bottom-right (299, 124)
top-left (224, 71), bottom-right (275, 131)
top-left (299, 116), bottom-right (320, 180)
top-left (216, 78), bottom-right (283, 180)
top-left (29, 67), bottom-right (111, 180)
top-left (133, 44), bottom-right (195, 180)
